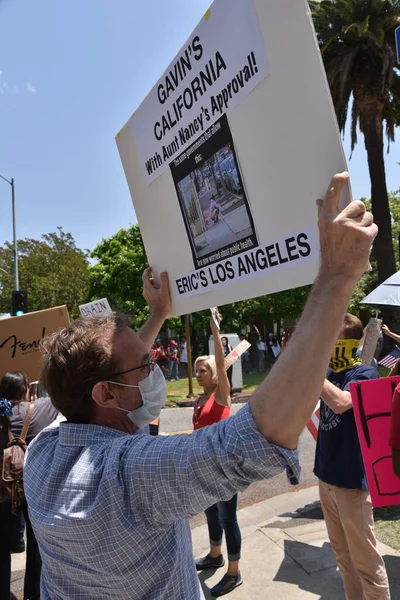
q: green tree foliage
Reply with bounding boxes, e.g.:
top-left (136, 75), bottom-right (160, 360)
top-left (87, 225), bottom-right (152, 327)
top-left (209, 286), bottom-right (311, 332)
top-left (349, 188), bottom-right (400, 316)
top-left (0, 228), bottom-right (90, 319)
top-left (310, 0), bottom-right (400, 284)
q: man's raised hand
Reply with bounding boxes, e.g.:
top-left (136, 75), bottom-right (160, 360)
top-left (317, 172), bottom-right (377, 281)
top-left (142, 267), bottom-right (171, 319)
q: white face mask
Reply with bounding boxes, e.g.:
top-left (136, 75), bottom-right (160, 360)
top-left (106, 363), bottom-right (167, 429)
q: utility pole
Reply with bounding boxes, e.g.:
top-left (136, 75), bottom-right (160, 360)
top-left (185, 314), bottom-right (194, 398)
top-left (0, 175), bottom-right (18, 290)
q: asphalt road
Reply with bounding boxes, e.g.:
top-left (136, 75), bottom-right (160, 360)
top-left (160, 403), bottom-right (318, 528)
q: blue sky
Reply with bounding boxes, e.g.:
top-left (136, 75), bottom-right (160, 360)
top-left (0, 0), bottom-right (399, 256)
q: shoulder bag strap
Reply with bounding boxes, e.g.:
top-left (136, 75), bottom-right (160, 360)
top-left (7, 422), bottom-right (14, 444)
top-left (19, 401), bottom-right (35, 443)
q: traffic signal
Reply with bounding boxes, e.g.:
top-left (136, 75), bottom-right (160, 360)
top-left (12, 290), bottom-right (28, 317)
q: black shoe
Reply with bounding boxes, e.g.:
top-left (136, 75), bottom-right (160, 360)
top-left (195, 553), bottom-right (225, 571)
top-left (11, 539), bottom-right (25, 553)
top-left (210, 572), bottom-right (243, 597)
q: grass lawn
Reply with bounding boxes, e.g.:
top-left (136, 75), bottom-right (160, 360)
top-left (165, 378), bottom-right (202, 407)
top-left (378, 365), bottom-right (390, 377)
top-left (165, 370), bottom-right (270, 407)
top-left (374, 505), bottom-right (400, 552)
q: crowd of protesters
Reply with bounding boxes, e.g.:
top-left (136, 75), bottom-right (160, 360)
top-left (149, 338), bottom-right (186, 380)
top-left (149, 330), bottom-right (287, 382)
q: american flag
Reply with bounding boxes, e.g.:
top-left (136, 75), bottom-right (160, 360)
top-left (307, 401), bottom-right (320, 441)
top-left (378, 348), bottom-right (400, 369)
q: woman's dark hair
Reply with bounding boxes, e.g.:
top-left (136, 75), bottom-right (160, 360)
top-left (0, 371), bottom-right (29, 402)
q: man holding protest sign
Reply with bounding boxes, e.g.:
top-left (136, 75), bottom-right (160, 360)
top-left (314, 314), bottom-right (390, 600)
top-left (24, 172), bottom-right (377, 600)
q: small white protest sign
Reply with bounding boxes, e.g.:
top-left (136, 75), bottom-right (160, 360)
top-left (116, 0), bottom-right (348, 316)
top-left (224, 340), bottom-right (251, 370)
top-left (210, 307), bottom-right (220, 330)
top-left (79, 298), bottom-right (113, 318)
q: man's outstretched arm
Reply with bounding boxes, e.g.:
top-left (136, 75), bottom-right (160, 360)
top-left (250, 173), bottom-right (377, 449)
top-left (137, 268), bottom-right (171, 350)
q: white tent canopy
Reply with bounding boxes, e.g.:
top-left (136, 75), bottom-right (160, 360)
top-left (361, 271), bottom-right (400, 307)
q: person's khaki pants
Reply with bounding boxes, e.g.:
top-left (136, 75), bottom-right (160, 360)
top-left (319, 480), bottom-right (390, 600)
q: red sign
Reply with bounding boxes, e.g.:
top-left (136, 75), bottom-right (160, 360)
top-left (350, 376), bottom-right (400, 507)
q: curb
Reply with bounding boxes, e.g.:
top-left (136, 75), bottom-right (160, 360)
top-left (177, 394), bottom-right (251, 408)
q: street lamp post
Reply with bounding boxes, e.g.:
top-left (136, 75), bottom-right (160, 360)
top-left (0, 175), bottom-right (18, 290)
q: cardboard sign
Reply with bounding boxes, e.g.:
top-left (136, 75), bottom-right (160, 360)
top-left (361, 317), bottom-right (382, 366)
top-left (0, 306), bottom-right (70, 382)
top-left (116, 0), bottom-right (348, 316)
top-left (224, 339), bottom-right (251, 370)
top-left (350, 377), bottom-right (400, 508)
top-left (79, 298), bottom-right (112, 318)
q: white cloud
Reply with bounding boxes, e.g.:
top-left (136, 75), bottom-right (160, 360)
top-left (26, 81), bottom-right (37, 94)
top-left (0, 71), bottom-right (19, 94)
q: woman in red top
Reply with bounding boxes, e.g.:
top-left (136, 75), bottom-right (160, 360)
top-left (193, 310), bottom-right (242, 598)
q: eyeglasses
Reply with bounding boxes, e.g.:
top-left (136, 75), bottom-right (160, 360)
top-left (105, 357), bottom-right (155, 381)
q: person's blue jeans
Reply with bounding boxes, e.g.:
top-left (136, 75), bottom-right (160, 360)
top-left (167, 361), bottom-right (179, 380)
top-left (204, 494), bottom-right (241, 562)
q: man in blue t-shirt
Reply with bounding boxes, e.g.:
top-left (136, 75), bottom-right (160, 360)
top-left (314, 313), bottom-right (390, 600)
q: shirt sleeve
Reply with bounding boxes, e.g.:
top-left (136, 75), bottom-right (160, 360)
top-left (342, 366), bottom-right (379, 392)
top-left (390, 386), bottom-right (400, 451)
top-left (120, 402), bottom-right (299, 527)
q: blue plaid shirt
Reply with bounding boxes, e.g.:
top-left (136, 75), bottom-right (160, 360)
top-left (24, 403), bottom-right (299, 599)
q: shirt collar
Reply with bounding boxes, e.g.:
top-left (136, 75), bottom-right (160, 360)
top-left (58, 421), bottom-right (130, 447)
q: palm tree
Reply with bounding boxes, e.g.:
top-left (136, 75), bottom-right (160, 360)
top-left (310, 0), bottom-right (400, 283)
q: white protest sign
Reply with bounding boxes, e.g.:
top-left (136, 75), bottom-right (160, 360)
top-left (79, 298), bottom-right (113, 318)
top-left (224, 339), bottom-right (251, 370)
top-left (210, 307), bottom-right (220, 330)
top-left (131, 0), bottom-right (269, 184)
top-left (116, 0), bottom-right (348, 317)
top-left (361, 317), bottom-right (382, 366)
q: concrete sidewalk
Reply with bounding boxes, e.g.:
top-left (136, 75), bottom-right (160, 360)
top-left (192, 486), bottom-right (400, 599)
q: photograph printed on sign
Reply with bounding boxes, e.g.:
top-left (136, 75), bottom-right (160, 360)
top-left (170, 114), bottom-right (258, 270)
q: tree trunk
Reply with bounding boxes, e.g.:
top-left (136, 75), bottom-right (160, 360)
top-left (359, 101), bottom-right (396, 283)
